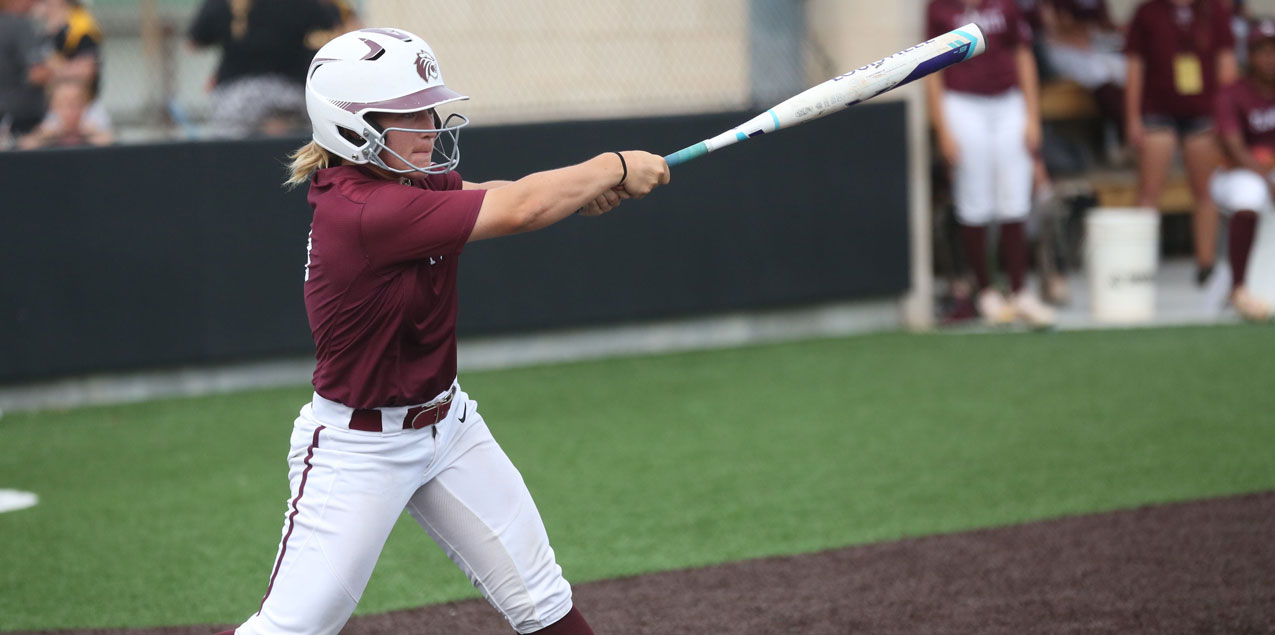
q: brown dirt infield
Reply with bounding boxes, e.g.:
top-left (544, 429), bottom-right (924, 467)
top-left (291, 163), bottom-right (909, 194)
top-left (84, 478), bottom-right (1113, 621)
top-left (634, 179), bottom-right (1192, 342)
top-left (15, 491), bottom-right (1274, 635)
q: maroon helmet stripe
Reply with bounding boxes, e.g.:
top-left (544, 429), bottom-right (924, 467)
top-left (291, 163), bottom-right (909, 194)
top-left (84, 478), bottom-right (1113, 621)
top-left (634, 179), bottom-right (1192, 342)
top-left (332, 84), bottom-right (466, 114)
top-left (257, 425), bottom-right (325, 615)
top-left (357, 38), bottom-right (385, 61)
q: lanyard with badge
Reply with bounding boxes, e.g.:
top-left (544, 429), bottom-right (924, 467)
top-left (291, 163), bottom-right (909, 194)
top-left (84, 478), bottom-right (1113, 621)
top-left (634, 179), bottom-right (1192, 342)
top-left (1172, 2), bottom-right (1205, 96)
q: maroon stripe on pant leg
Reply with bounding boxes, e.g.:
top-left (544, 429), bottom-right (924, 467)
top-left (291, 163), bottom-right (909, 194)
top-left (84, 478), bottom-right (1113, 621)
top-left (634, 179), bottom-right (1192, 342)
top-left (257, 425), bottom-right (325, 615)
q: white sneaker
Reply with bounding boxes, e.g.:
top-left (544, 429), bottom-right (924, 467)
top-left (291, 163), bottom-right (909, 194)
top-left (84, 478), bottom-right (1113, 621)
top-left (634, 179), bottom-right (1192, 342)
top-left (977, 289), bottom-right (1015, 325)
top-left (1232, 287), bottom-right (1272, 322)
top-left (1011, 292), bottom-right (1056, 329)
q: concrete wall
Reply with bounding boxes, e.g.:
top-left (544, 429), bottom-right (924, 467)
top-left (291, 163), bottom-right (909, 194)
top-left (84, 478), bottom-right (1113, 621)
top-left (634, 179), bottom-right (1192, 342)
top-left (366, 0), bottom-right (752, 124)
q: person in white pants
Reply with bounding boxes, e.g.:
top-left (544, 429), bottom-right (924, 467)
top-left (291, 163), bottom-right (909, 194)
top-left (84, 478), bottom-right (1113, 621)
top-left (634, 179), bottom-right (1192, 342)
top-left (217, 28), bottom-right (670, 635)
top-left (927, 0), bottom-right (1056, 327)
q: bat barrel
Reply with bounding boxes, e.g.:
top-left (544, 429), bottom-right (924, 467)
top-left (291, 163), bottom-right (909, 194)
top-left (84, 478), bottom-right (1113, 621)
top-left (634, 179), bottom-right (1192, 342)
top-left (664, 23), bottom-right (985, 167)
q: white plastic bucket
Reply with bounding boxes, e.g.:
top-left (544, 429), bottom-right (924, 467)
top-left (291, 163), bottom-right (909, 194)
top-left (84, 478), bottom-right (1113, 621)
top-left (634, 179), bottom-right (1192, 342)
top-left (1085, 208), bottom-right (1159, 323)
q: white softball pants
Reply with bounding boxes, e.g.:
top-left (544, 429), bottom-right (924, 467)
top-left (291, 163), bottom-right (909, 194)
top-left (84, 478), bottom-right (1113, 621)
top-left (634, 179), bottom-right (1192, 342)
top-left (1210, 167), bottom-right (1275, 218)
top-left (942, 89), bottom-right (1034, 226)
top-left (232, 383), bottom-right (574, 635)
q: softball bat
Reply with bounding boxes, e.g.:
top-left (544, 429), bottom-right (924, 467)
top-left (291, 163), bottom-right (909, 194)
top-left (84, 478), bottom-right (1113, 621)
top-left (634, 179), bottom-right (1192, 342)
top-left (664, 23), bottom-right (987, 166)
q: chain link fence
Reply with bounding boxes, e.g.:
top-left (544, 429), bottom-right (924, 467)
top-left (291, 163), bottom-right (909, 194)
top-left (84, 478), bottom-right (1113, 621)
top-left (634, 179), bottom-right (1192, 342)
top-left (85, 0), bottom-right (840, 141)
top-left (90, 0), bottom-right (214, 140)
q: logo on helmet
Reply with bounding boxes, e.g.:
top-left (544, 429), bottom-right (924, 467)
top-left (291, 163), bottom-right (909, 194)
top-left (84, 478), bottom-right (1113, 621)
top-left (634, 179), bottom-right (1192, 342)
top-left (416, 51), bottom-right (439, 82)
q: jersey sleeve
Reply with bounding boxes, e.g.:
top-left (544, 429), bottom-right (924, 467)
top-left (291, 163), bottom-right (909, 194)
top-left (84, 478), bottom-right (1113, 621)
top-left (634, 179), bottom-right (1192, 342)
top-left (1123, 5), bottom-right (1149, 57)
top-left (1213, 0), bottom-right (1235, 51)
top-left (926, 3), bottom-right (945, 40)
top-left (1213, 85), bottom-right (1241, 137)
top-left (188, 0), bottom-right (230, 46)
top-left (1008, 2), bottom-right (1032, 47)
top-left (361, 184), bottom-right (485, 265)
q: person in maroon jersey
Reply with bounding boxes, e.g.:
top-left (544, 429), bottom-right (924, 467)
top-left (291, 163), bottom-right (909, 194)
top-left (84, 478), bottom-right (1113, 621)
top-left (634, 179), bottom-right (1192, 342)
top-left (926, 0), bottom-right (1056, 327)
top-left (216, 28), bottom-right (668, 635)
top-left (1125, 0), bottom-right (1239, 285)
top-left (1209, 16), bottom-right (1275, 320)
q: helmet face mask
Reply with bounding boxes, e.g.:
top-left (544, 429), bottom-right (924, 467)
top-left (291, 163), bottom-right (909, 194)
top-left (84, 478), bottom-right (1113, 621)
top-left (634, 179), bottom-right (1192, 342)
top-left (306, 28), bottom-right (470, 175)
top-left (362, 111), bottom-right (469, 175)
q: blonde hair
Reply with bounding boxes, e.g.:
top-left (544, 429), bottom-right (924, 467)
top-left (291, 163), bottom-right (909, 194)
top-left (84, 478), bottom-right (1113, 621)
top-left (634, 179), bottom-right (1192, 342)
top-left (285, 140), bottom-right (337, 189)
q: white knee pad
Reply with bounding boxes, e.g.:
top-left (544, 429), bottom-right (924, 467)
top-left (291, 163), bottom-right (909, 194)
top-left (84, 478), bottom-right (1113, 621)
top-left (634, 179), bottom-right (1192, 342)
top-left (1211, 168), bottom-right (1274, 216)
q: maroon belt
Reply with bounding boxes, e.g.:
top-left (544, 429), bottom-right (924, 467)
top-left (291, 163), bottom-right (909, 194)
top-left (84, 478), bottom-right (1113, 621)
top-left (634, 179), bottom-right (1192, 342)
top-left (349, 390), bottom-right (455, 432)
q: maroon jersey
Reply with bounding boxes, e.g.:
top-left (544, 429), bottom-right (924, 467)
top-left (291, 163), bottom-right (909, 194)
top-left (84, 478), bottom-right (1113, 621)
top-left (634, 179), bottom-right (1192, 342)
top-left (304, 165), bottom-right (484, 409)
top-left (1125, 0), bottom-right (1235, 118)
top-left (928, 0), bottom-right (1032, 95)
top-left (1017, 0), bottom-right (1044, 31)
top-left (1214, 78), bottom-right (1275, 157)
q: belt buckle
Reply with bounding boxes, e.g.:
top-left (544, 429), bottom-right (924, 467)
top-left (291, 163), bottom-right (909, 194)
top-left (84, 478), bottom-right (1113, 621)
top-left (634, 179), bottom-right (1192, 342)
top-left (410, 387), bottom-right (455, 430)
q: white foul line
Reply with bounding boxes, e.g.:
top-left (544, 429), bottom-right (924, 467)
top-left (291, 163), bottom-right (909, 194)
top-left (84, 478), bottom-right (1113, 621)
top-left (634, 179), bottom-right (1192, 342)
top-left (0, 489), bottom-right (38, 513)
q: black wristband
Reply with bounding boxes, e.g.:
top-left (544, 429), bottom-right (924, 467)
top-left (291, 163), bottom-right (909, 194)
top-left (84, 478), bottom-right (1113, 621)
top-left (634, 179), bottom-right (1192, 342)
top-left (613, 151), bottom-right (627, 187)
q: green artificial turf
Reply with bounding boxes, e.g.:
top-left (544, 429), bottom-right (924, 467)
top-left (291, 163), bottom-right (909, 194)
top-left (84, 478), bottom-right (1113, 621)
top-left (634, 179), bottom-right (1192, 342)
top-left (1, 325), bottom-right (1273, 630)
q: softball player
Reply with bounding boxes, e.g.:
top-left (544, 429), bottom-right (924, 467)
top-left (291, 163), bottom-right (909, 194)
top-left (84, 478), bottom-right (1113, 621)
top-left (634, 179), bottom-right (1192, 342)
top-left (1210, 16), bottom-right (1275, 320)
top-left (216, 28), bottom-right (669, 635)
top-left (926, 0), bottom-right (1056, 327)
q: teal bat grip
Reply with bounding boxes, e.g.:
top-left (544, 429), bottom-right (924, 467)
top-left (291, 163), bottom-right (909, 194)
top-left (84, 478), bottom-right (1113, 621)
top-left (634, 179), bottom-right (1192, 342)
top-left (664, 142), bottom-right (709, 167)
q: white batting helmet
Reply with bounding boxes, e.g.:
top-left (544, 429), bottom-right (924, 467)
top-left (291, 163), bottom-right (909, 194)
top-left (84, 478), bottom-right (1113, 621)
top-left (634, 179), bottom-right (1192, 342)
top-left (305, 27), bottom-right (469, 174)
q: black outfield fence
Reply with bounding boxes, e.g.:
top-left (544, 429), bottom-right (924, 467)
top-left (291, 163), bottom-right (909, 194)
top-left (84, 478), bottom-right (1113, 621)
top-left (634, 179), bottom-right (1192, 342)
top-left (0, 103), bottom-right (908, 383)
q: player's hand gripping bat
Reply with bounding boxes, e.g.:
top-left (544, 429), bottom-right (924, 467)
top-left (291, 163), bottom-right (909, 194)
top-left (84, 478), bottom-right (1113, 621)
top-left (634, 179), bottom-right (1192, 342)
top-left (664, 24), bottom-right (987, 166)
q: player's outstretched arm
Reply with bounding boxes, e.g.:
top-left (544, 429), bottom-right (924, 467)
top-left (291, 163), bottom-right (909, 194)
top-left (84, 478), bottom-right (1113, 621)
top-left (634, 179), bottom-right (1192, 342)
top-left (468, 151), bottom-right (669, 242)
top-left (462, 180), bottom-right (515, 190)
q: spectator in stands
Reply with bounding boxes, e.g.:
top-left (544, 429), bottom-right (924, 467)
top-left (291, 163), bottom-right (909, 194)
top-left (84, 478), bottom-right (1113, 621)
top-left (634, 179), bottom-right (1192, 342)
top-left (323, 0), bottom-right (361, 33)
top-left (188, 0), bottom-right (343, 138)
top-left (34, 0), bottom-right (109, 137)
top-left (1024, 0), bottom-right (1123, 306)
top-left (1058, 0), bottom-right (1118, 31)
top-left (0, 0), bottom-right (51, 146)
top-left (1041, 0), bottom-right (1127, 142)
top-left (926, 0), bottom-right (1056, 327)
top-left (17, 76), bottom-right (111, 148)
top-left (1209, 16), bottom-right (1275, 321)
top-left (1125, 0), bottom-right (1238, 286)
top-left (37, 0), bottom-right (100, 88)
